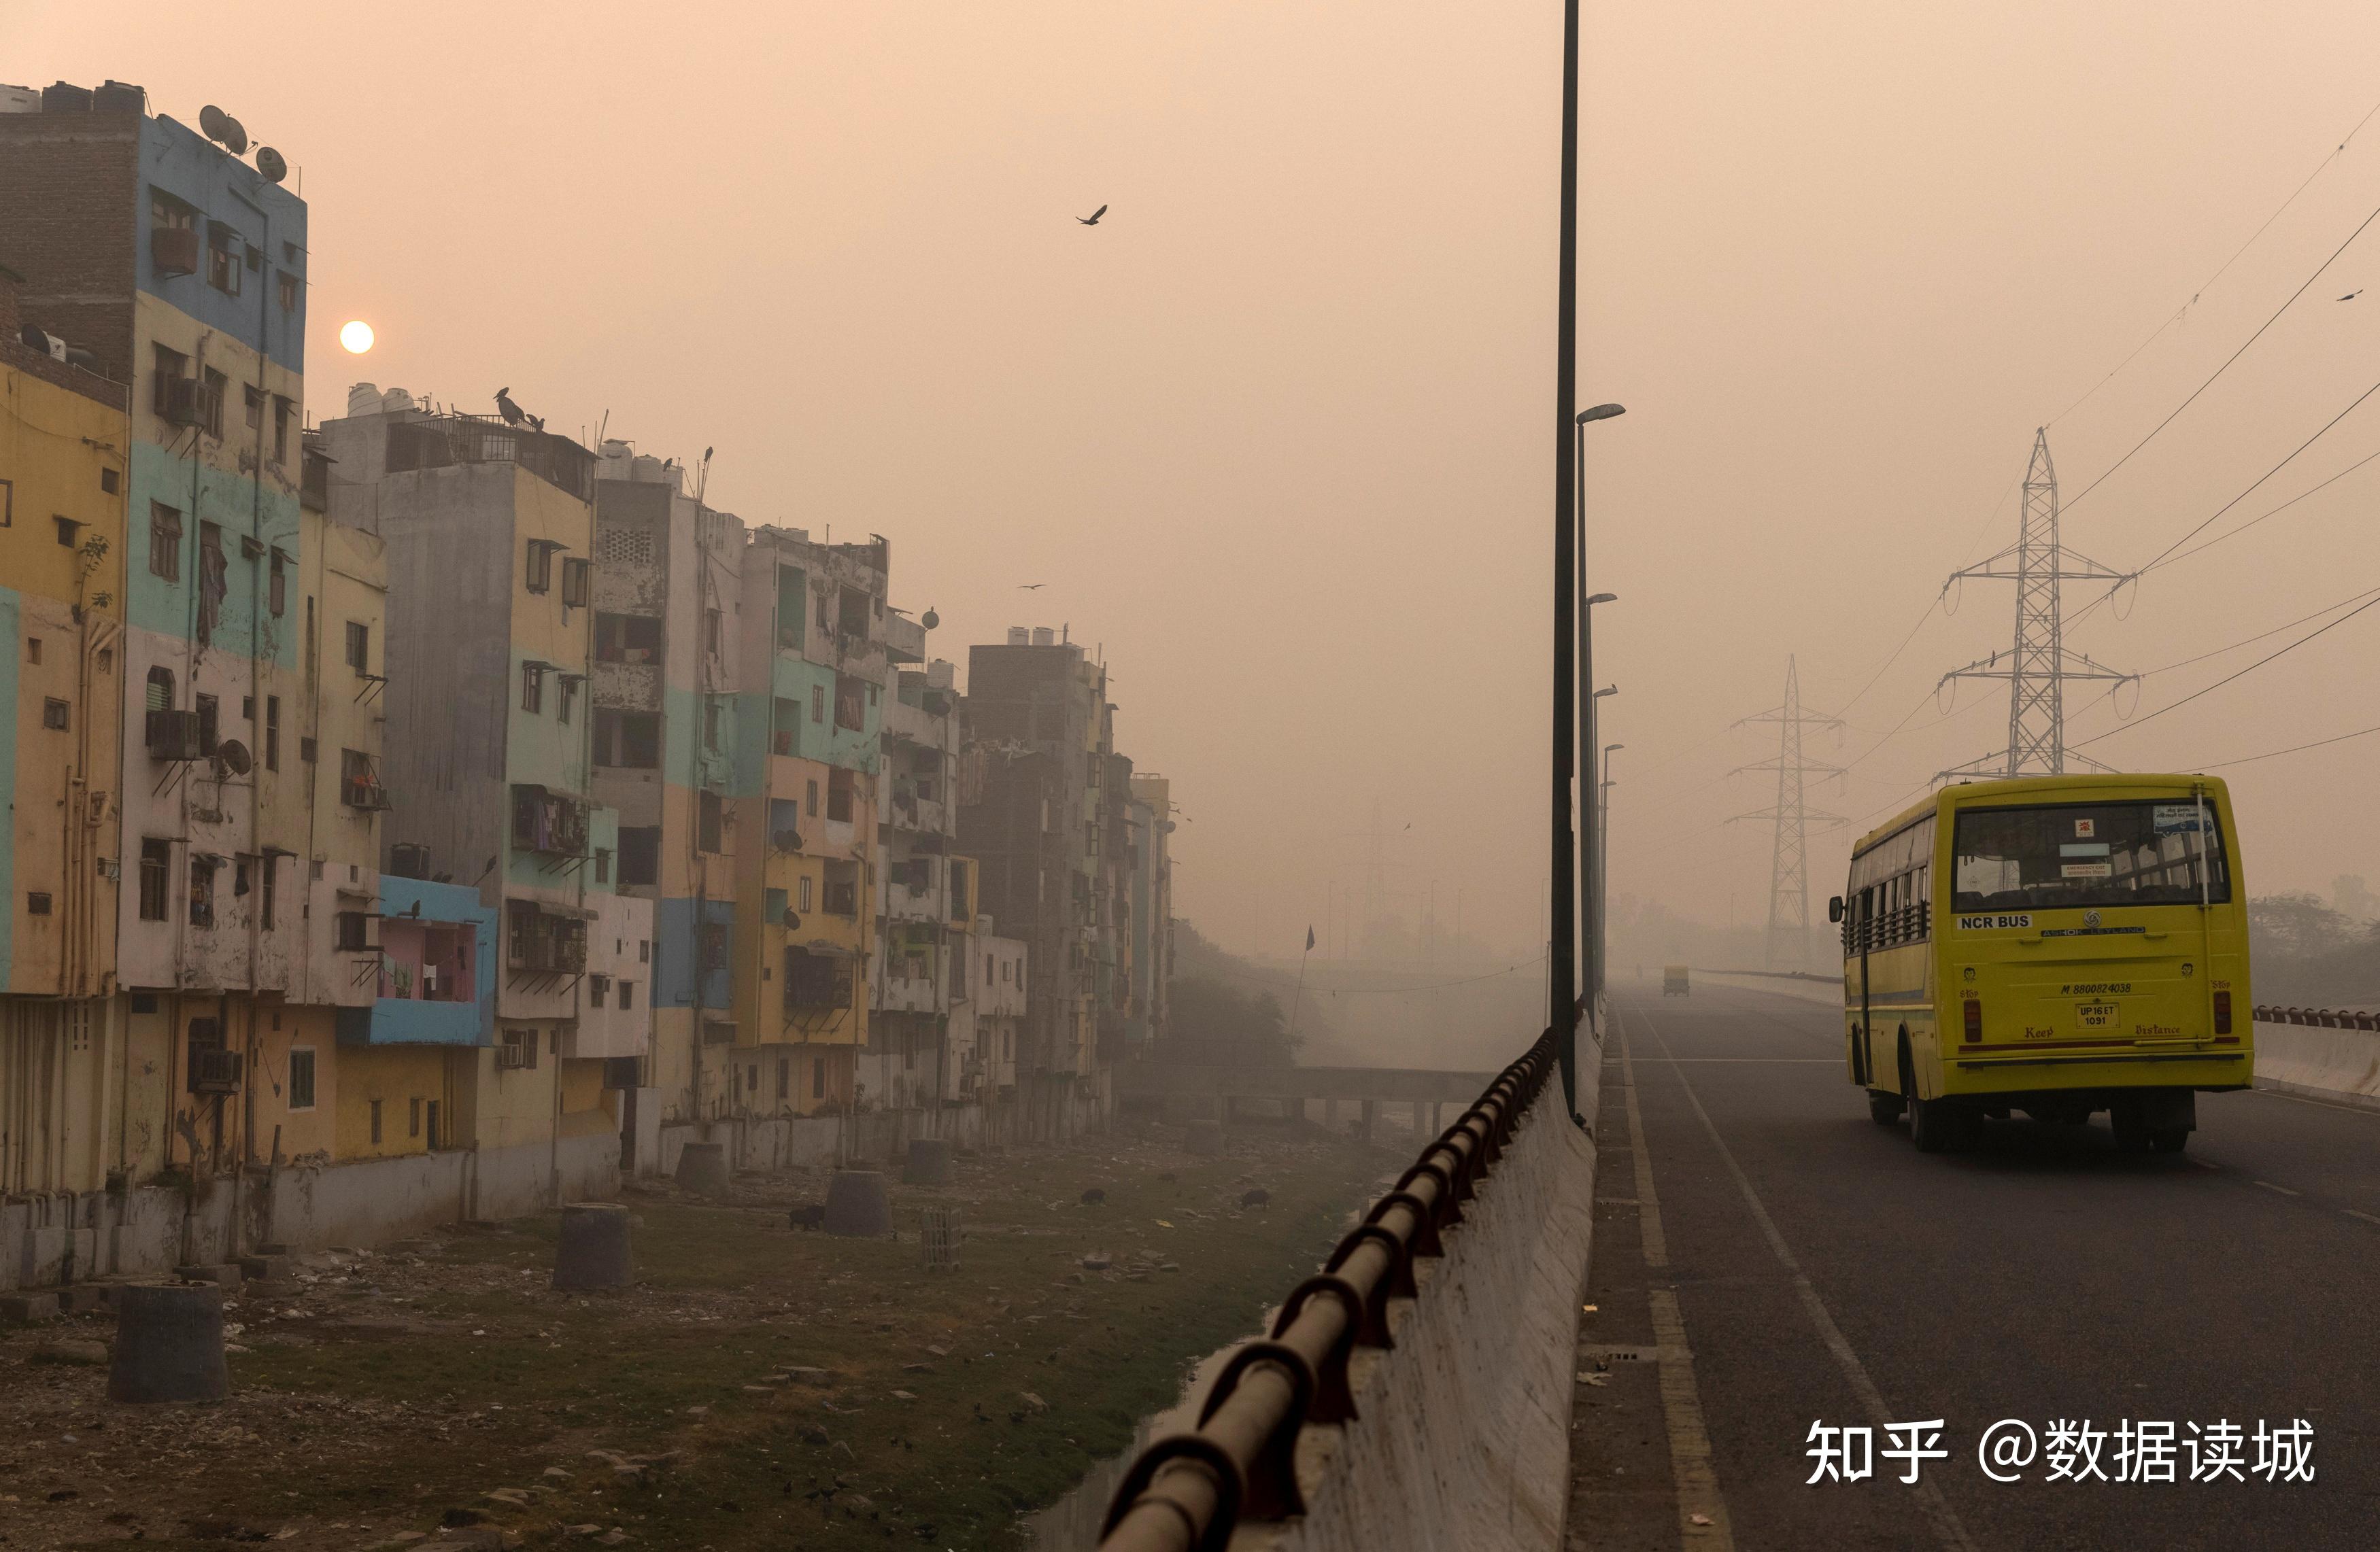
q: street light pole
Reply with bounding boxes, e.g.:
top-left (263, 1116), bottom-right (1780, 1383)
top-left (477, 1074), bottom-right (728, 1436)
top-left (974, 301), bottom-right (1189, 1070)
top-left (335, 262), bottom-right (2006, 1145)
top-left (1550, 0), bottom-right (1584, 1125)
top-left (1578, 576), bottom-right (1618, 1033)
top-left (1601, 742), bottom-right (1625, 1005)
top-left (1587, 681), bottom-right (1616, 1014)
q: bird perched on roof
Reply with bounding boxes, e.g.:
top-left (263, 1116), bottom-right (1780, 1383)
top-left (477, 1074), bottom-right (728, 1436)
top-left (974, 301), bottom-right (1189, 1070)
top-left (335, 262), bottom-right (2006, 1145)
top-left (494, 387), bottom-right (526, 426)
top-left (1077, 205), bottom-right (1108, 226)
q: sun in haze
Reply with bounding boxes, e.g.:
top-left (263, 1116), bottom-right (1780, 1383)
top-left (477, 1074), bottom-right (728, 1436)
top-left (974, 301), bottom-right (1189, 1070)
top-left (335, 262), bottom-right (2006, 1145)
top-left (339, 320), bottom-right (375, 354)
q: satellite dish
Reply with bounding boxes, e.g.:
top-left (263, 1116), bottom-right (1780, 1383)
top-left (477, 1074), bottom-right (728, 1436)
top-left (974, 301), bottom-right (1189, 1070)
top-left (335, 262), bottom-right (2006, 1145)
top-left (214, 739), bottom-right (254, 776)
top-left (256, 146), bottom-right (288, 184)
top-left (921, 608), bottom-right (940, 630)
top-left (220, 116), bottom-right (248, 155)
top-left (200, 104), bottom-right (230, 141)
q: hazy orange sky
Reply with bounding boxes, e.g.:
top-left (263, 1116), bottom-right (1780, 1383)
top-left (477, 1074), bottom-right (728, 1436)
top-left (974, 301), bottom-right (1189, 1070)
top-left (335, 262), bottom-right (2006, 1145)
top-left (22, 1), bottom-right (2380, 960)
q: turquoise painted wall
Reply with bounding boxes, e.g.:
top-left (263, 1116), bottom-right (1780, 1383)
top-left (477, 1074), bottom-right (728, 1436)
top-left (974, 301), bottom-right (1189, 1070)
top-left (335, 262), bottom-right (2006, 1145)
top-left (125, 440), bottom-right (302, 661)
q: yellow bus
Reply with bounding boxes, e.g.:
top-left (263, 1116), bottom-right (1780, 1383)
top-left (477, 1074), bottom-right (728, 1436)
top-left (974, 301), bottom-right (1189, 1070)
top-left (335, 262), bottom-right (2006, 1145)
top-left (1829, 773), bottom-right (2249, 1154)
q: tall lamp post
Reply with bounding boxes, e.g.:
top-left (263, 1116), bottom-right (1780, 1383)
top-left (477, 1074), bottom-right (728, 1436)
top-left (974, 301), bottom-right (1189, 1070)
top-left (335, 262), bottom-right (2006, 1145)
top-left (1578, 576), bottom-right (1617, 1029)
top-left (1587, 683), bottom-right (1617, 1014)
top-left (1549, 0), bottom-right (1585, 1126)
top-left (1601, 742), bottom-right (1625, 1005)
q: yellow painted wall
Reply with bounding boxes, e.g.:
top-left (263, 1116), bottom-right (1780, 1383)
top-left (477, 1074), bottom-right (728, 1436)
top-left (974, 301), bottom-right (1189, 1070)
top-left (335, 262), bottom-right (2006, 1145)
top-left (252, 1003), bottom-right (339, 1161)
top-left (333, 1041), bottom-right (456, 1158)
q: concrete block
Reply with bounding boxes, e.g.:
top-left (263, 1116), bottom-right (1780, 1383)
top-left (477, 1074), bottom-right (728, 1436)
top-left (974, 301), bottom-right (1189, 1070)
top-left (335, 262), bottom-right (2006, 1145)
top-left (823, 1171), bottom-right (890, 1237)
top-left (109, 1283), bottom-right (230, 1403)
top-left (1183, 1120), bottom-right (1222, 1157)
top-left (902, 1137), bottom-right (951, 1186)
top-left (551, 1203), bottom-right (633, 1291)
top-left (175, 1262), bottom-right (243, 1292)
top-left (1, 1291), bottom-right (62, 1324)
top-left (60, 1284), bottom-right (108, 1314)
top-left (673, 1141), bottom-right (732, 1198)
top-left (237, 1254), bottom-right (290, 1284)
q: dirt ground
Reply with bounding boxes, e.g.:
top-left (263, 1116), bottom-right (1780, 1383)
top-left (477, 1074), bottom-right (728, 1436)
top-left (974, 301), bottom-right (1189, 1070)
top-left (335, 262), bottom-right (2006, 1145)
top-left (0, 1122), bottom-right (1406, 1552)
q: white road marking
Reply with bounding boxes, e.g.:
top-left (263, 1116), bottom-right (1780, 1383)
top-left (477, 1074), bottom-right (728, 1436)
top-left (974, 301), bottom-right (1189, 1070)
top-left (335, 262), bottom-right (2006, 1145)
top-left (2254, 1180), bottom-right (2302, 1196)
top-left (2249, 1085), bottom-right (2380, 1119)
top-left (1624, 997), bottom-right (1980, 1552)
top-left (2345, 1209), bottom-right (2380, 1227)
top-left (1617, 1019), bottom-right (1733, 1549)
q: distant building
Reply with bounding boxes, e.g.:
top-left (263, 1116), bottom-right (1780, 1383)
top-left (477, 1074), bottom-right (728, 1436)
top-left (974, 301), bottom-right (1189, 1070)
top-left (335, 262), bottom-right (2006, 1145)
top-left (957, 627), bottom-right (1129, 1139)
top-left (866, 644), bottom-right (964, 1114)
top-left (1126, 773), bottom-right (1176, 1050)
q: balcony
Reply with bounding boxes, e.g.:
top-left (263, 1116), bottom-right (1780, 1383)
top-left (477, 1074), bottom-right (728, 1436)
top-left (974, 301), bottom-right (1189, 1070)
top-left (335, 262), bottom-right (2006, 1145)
top-left (882, 611), bottom-right (926, 665)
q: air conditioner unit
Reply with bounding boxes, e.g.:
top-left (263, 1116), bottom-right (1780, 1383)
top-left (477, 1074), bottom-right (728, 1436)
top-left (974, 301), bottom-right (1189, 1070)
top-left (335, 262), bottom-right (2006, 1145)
top-left (152, 225), bottom-right (200, 276)
top-left (146, 708), bottom-right (203, 761)
top-left (187, 1047), bottom-right (242, 1094)
top-left (157, 375), bottom-right (209, 427)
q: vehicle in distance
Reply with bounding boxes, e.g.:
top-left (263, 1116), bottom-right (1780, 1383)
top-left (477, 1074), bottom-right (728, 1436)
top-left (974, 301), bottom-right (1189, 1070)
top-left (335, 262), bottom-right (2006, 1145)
top-left (1663, 965), bottom-right (1690, 997)
top-left (1829, 774), bottom-right (2247, 1154)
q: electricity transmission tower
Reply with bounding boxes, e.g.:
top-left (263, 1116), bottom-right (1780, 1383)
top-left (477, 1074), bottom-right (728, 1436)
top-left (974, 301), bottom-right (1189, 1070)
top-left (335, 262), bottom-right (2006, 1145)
top-left (1937, 428), bottom-right (2135, 778)
top-left (1733, 655), bottom-right (1845, 971)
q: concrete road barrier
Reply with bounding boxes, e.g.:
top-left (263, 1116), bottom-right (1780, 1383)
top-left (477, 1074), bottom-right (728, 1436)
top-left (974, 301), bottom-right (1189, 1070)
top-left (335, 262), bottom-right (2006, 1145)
top-left (2254, 1018), bottom-right (2380, 1110)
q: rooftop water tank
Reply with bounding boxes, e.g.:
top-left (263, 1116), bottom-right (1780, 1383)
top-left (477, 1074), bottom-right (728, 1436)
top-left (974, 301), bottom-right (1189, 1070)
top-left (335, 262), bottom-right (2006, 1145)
top-left (381, 386), bottom-right (413, 413)
top-left (1031, 627), bottom-right (1055, 647)
top-left (347, 383), bottom-right (381, 415)
top-left (1006, 627), bottom-right (1030, 646)
top-left (631, 453), bottom-right (667, 483)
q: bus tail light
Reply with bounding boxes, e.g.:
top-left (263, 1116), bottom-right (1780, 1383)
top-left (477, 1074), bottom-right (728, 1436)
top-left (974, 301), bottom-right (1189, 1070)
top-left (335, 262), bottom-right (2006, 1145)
top-left (1963, 999), bottom-right (1982, 1044)
top-left (2213, 990), bottom-right (2232, 1035)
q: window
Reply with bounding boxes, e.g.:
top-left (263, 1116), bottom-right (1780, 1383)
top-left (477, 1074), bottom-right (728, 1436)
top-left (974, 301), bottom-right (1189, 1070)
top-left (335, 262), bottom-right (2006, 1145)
top-left (772, 697), bottom-right (800, 757)
top-left (202, 368), bottom-right (228, 437)
top-left (188, 855), bottom-right (217, 927)
top-left (806, 778), bottom-right (819, 817)
top-left (269, 551), bottom-right (286, 617)
top-left (704, 697), bottom-right (721, 751)
top-left (834, 674), bottom-right (865, 732)
top-left (335, 910), bottom-right (370, 950)
top-left (206, 226), bottom-right (242, 295)
top-left (521, 663), bottom-right (543, 713)
top-left (1950, 800), bottom-right (2230, 911)
top-left (640, 939), bottom-right (649, 963)
top-left (777, 1059), bottom-right (791, 1101)
top-left (594, 613), bottom-right (662, 663)
top-left (619, 826), bottom-right (660, 887)
top-left (698, 791), bottom-right (724, 854)
top-left (811, 685), bottom-right (826, 724)
top-left (558, 674), bottom-right (578, 726)
top-left (827, 768), bottom-right (855, 823)
top-left (149, 502), bottom-right (182, 581)
top-left (261, 856), bottom-right (276, 931)
top-left (409, 1097), bottom-right (423, 1137)
top-left (341, 749), bottom-right (390, 810)
top-left (271, 396), bottom-right (292, 466)
top-left (785, 948), bottom-right (848, 1011)
top-left (197, 523), bottom-right (226, 640)
top-left (561, 557), bottom-right (591, 608)
top-left (798, 876), bottom-right (814, 914)
top-left (194, 693), bottom-right (220, 757)
top-left (139, 840), bottom-right (171, 921)
top-left (702, 922), bottom-right (730, 971)
top-left (345, 621), bottom-right (369, 674)
top-left (617, 981), bottom-right (634, 1010)
top-left (594, 847), bottom-right (611, 884)
top-left (245, 383), bottom-right (265, 432)
top-left (369, 1099), bottom-right (383, 1145)
top-left (42, 698), bottom-right (68, 731)
top-left (54, 515), bottom-right (80, 547)
top-left (813, 1057), bottom-right (826, 1099)
top-left (0, 477), bottom-right (9, 526)
top-left (288, 1048), bottom-right (316, 1111)
top-left (278, 271), bottom-right (299, 314)
top-left (151, 343), bottom-right (189, 414)
top-left (524, 539), bottom-right (554, 593)
top-left (589, 973), bottom-right (609, 1008)
top-left (27, 892), bottom-right (52, 916)
top-left (265, 696), bottom-right (280, 771)
top-left (593, 708), bottom-right (659, 768)
top-left (704, 608), bottom-right (723, 657)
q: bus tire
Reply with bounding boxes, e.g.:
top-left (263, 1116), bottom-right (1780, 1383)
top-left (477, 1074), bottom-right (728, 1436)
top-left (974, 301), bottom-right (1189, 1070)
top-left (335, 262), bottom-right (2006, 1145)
top-left (1867, 1089), bottom-right (1904, 1125)
top-left (2149, 1126), bottom-right (2190, 1154)
top-left (2109, 1102), bottom-right (2152, 1154)
top-left (1910, 1096), bottom-right (1960, 1153)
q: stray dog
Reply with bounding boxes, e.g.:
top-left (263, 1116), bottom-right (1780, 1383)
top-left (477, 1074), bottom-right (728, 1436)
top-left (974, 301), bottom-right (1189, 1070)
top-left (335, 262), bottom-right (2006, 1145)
top-left (1240, 1188), bottom-right (1270, 1210)
top-left (1079, 1188), bottom-right (1107, 1207)
top-left (787, 1203), bottom-right (826, 1231)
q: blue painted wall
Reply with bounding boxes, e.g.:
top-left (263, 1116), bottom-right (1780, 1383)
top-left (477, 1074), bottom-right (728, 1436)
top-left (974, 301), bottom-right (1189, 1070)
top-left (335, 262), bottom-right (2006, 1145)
top-left (653, 896), bottom-right (736, 1010)
top-left (338, 876), bottom-right (498, 1046)
top-left (138, 115), bottom-right (307, 373)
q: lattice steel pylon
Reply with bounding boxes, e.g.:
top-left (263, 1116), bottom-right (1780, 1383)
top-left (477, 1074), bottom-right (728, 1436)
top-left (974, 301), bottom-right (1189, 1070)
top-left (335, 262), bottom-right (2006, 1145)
top-left (1937, 429), bottom-right (2135, 779)
top-left (1733, 655), bottom-right (1845, 971)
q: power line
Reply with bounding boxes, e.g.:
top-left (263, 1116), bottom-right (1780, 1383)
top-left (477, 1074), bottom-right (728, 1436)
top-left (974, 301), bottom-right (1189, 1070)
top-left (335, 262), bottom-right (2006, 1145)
top-left (2132, 582), bottom-right (2380, 678)
top-left (2072, 592), bottom-right (2380, 751)
top-left (2047, 91), bottom-right (2380, 430)
top-left (2060, 201), bottom-right (2380, 515)
top-left (2201, 722), bottom-right (2380, 772)
top-left (2146, 441), bottom-right (2380, 575)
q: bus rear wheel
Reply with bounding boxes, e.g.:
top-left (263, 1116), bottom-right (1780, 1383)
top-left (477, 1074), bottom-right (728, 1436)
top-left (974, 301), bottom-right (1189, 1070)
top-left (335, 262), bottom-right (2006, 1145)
top-left (1867, 1090), bottom-right (1904, 1125)
top-left (1910, 1096), bottom-right (1964, 1153)
top-left (2149, 1126), bottom-right (2190, 1154)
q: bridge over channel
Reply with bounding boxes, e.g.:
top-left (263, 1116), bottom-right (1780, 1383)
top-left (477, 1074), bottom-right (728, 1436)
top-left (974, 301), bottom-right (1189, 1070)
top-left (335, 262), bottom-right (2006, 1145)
top-left (1088, 976), bottom-right (2380, 1551)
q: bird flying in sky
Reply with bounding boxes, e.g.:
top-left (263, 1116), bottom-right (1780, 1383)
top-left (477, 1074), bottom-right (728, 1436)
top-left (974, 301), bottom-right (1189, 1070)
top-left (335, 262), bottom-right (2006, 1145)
top-left (1019, 583), bottom-right (1046, 590)
top-left (2341, 290), bottom-right (2363, 301)
top-left (1077, 205), bottom-right (1108, 226)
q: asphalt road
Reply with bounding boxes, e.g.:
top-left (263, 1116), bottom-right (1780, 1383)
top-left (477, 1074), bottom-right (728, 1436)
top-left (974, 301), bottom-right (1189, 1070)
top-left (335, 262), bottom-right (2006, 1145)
top-left (1565, 976), bottom-right (2379, 1551)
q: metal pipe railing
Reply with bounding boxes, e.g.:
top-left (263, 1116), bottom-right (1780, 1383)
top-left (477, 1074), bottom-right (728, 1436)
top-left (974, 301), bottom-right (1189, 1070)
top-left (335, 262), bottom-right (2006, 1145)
top-left (1098, 1029), bottom-right (1558, 1551)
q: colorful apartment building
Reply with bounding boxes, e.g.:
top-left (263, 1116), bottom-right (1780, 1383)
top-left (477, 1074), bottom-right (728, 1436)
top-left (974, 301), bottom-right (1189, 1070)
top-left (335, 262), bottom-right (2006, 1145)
top-left (1126, 773), bottom-right (1176, 1049)
top-left (866, 646), bottom-right (965, 1111)
top-left (588, 443), bottom-right (743, 1167)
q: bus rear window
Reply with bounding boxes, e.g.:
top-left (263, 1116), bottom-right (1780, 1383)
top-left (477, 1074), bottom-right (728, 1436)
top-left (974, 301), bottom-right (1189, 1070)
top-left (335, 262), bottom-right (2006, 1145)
top-left (1952, 799), bottom-right (2228, 910)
